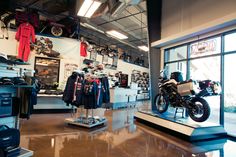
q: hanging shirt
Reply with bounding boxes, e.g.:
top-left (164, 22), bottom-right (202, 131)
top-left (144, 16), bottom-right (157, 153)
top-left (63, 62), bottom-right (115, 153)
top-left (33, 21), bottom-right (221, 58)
top-left (15, 23), bottom-right (35, 62)
top-left (80, 42), bottom-right (88, 57)
top-left (0, 20), bottom-right (8, 39)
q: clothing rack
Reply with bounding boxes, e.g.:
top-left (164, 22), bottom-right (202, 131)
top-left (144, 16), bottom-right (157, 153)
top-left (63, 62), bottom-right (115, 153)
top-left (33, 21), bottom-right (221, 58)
top-left (64, 70), bottom-right (108, 128)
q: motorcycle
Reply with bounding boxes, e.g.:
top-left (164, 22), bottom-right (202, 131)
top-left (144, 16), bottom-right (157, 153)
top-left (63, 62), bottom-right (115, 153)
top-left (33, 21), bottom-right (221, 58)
top-left (154, 71), bottom-right (221, 122)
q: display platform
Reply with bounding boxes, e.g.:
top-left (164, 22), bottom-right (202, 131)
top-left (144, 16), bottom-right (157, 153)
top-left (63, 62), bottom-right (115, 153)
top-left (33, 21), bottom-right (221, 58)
top-left (134, 111), bottom-right (227, 141)
top-left (65, 117), bottom-right (107, 128)
top-left (138, 124), bottom-right (227, 155)
top-left (18, 148), bottom-right (34, 157)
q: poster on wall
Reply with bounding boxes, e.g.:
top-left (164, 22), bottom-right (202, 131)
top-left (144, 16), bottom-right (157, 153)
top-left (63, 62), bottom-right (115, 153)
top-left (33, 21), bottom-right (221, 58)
top-left (32, 37), bottom-right (60, 58)
top-left (59, 63), bottom-right (78, 89)
top-left (64, 63), bottom-right (78, 81)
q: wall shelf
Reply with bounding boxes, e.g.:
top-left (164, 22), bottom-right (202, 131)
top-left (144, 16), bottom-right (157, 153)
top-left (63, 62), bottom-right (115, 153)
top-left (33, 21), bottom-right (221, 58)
top-left (0, 85), bottom-right (33, 88)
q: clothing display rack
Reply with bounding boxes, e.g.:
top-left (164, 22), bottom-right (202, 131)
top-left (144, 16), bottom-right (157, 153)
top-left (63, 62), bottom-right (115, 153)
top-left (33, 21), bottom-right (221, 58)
top-left (63, 69), bottom-right (109, 128)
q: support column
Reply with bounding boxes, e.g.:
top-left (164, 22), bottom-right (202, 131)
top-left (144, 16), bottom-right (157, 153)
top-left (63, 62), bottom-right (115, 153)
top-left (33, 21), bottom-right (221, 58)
top-left (146, 0), bottom-right (162, 111)
top-left (149, 48), bottom-right (161, 111)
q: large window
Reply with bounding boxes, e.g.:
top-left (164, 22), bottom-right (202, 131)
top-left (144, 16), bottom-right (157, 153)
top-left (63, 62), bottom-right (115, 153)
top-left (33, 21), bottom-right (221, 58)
top-left (224, 32), bottom-right (236, 136)
top-left (165, 46), bottom-right (187, 80)
top-left (164, 32), bottom-right (236, 137)
top-left (189, 56), bottom-right (221, 124)
top-left (225, 32), bottom-right (236, 52)
top-left (164, 37), bottom-right (221, 126)
top-left (165, 46), bottom-right (187, 62)
top-left (165, 61), bottom-right (187, 80)
top-left (224, 49), bottom-right (236, 136)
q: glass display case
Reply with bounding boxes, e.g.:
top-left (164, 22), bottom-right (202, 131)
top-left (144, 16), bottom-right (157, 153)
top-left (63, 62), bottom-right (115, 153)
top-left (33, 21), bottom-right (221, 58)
top-left (34, 57), bottom-right (60, 90)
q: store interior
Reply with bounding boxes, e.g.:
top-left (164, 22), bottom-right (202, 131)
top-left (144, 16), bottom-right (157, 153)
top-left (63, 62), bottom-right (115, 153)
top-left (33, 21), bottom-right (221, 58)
top-left (1, 0), bottom-right (236, 157)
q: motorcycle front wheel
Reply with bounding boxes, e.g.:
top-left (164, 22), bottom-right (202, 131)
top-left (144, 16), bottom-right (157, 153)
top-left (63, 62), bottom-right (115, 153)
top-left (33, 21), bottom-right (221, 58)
top-left (154, 93), bottom-right (169, 113)
top-left (188, 97), bottom-right (210, 122)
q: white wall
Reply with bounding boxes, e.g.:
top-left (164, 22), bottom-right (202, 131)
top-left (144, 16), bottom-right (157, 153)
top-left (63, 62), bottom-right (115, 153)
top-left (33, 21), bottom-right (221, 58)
top-left (161, 0), bottom-right (236, 39)
top-left (0, 30), bottom-right (149, 89)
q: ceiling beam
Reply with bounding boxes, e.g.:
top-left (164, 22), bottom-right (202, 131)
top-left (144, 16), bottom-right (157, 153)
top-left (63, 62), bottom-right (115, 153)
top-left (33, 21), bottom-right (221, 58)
top-left (127, 26), bottom-right (147, 32)
top-left (97, 10), bottom-right (146, 26)
top-left (128, 38), bottom-right (147, 42)
top-left (124, 8), bottom-right (146, 27)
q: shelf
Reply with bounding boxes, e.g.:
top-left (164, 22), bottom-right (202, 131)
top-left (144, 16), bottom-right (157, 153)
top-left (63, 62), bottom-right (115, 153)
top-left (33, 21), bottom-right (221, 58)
top-left (35, 55), bottom-right (61, 60)
top-left (37, 94), bottom-right (62, 97)
top-left (36, 63), bottom-right (59, 67)
top-left (0, 85), bottom-right (33, 88)
top-left (0, 60), bottom-right (30, 65)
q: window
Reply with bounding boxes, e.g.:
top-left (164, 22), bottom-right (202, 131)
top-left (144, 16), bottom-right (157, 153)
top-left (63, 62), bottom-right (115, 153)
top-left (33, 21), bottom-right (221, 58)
top-left (189, 57), bottom-right (220, 81)
top-left (190, 37), bottom-right (221, 58)
top-left (165, 46), bottom-right (187, 62)
top-left (189, 56), bottom-right (221, 124)
top-left (224, 32), bottom-right (236, 52)
top-left (224, 53), bottom-right (236, 135)
top-left (163, 31), bottom-right (236, 137)
top-left (165, 61), bottom-right (187, 80)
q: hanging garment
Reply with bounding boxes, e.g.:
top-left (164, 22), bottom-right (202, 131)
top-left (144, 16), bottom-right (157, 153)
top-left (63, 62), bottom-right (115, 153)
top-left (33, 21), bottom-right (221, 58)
top-left (73, 74), bottom-right (84, 107)
top-left (18, 88), bottom-right (33, 119)
top-left (96, 79), bottom-right (103, 108)
top-left (15, 23), bottom-right (35, 62)
top-left (0, 20), bottom-right (8, 39)
top-left (82, 80), bottom-right (98, 109)
top-left (80, 42), bottom-right (88, 57)
top-left (101, 77), bottom-right (110, 103)
top-left (63, 72), bottom-right (84, 107)
top-left (62, 72), bottom-right (78, 105)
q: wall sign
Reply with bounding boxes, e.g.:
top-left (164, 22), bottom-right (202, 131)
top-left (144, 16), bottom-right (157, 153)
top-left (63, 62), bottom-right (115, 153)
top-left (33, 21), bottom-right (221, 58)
top-left (191, 39), bottom-right (217, 57)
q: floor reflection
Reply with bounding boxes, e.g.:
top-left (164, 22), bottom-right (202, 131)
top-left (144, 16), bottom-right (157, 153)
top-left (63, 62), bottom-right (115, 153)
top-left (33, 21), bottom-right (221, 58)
top-left (20, 109), bottom-right (235, 157)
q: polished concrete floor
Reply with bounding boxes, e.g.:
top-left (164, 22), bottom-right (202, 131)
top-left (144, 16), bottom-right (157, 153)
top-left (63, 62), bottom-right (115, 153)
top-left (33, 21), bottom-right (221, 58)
top-left (20, 108), bottom-right (236, 157)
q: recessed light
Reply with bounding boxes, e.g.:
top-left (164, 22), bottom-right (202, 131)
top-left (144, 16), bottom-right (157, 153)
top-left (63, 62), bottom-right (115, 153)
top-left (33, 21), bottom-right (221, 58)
top-left (106, 30), bottom-right (128, 40)
top-left (138, 45), bottom-right (149, 52)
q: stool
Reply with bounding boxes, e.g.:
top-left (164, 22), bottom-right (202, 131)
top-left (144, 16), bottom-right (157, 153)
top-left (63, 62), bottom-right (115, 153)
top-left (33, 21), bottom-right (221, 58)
top-left (174, 107), bottom-right (185, 119)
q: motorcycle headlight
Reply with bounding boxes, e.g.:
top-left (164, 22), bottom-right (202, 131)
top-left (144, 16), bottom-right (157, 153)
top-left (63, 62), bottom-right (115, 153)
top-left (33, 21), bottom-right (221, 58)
top-left (213, 84), bottom-right (222, 94)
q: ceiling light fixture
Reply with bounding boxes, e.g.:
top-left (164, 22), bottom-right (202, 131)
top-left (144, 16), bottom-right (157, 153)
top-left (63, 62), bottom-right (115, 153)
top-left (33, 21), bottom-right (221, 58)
top-left (138, 45), bottom-right (149, 52)
top-left (77, 0), bottom-right (102, 18)
top-left (106, 30), bottom-right (128, 40)
top-left (82, 23), bottom-right (105, 34)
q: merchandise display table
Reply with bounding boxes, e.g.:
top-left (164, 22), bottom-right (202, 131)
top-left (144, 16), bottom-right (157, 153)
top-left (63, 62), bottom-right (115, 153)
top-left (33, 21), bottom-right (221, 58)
top-left (135, 111), bottom-right (227, 141)
top-left (109, 88), bottom-right (137, 109)
top-left (34, 95), bottom-right (72, 110)
top-left (65, 117), bottom-right (107, 128)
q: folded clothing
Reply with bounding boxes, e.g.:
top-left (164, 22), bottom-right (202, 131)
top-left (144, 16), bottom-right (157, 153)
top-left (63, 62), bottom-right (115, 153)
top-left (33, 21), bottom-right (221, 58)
top-left (12, 77), bottom-right (27, 85)
top-left (0, 77), bottom-right (14, 85)
top-left (0, 77), bottom-right (28, 86)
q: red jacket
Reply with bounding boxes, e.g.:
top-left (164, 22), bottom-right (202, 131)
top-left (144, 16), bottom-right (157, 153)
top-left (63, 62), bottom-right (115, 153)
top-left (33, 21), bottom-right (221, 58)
top-left (15, 23), bottom-right (35, 62)
top-left (80, 42), bottom-right (88, 57)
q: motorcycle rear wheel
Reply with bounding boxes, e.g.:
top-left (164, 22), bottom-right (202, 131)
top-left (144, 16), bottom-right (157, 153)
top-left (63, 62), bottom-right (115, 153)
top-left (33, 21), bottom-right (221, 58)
top-left (188, 97), bottom-right (210, 122)
top-left (154, 93), bottom-right (169, 113)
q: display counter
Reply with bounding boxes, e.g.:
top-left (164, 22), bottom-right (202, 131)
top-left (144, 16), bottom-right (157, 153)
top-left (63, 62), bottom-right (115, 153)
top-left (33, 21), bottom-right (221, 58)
top-left (34, 94), bottom-right (72, 110)
top-left (108, 87), bottom-right (138, 109)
